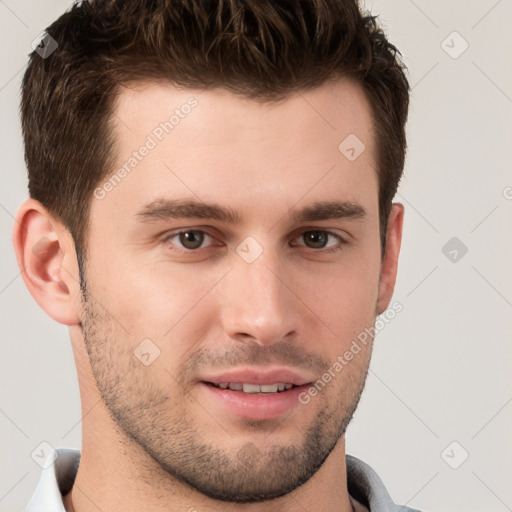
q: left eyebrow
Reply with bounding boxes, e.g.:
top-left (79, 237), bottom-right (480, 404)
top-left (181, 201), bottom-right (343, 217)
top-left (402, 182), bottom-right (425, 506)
top-left (134, 198), bottom-right (367, 224)
top-left (290, 200), bottom-right (367, 223)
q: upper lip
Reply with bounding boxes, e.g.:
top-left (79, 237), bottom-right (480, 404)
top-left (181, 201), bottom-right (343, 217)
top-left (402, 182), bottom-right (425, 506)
top-left (201, 367), bottom-right (313, 386)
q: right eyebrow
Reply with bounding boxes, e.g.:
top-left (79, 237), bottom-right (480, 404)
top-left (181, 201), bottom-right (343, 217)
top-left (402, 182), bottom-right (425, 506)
top-left (135, 198), bottom-right (243, 224)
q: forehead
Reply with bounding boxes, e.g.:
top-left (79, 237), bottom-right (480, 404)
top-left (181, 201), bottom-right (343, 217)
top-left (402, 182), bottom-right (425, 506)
top-left (91, 77), bottom-right (378, 230)
top-left (112, 77), bottom-right (375, 150)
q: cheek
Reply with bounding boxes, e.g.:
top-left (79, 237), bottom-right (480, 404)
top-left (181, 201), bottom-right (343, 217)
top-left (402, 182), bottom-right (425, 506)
top-left (294, 250), bottom-right (381, 336)
top-left (90, 255), bottom-right (225, 345)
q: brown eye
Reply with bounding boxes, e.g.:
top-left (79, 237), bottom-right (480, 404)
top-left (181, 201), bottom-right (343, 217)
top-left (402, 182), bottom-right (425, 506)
top-left (178, 230), bottom-right (205, 249)
top-left (303, 230), bottom-right (329, 249)
top-left (163, 230), bottom-right (214, 251)
top-left (291, 230), bottom-right (347, 254)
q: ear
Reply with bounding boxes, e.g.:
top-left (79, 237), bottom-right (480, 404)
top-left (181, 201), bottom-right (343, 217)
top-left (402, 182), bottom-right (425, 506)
top-left (12, 198), bottom-right (82, 326)
top-left (376, 202), bottom-right (404, 315)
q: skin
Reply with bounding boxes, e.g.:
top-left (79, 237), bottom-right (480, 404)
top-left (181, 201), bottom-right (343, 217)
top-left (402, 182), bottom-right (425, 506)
top-left (13, 77), bottom-right (403, 512)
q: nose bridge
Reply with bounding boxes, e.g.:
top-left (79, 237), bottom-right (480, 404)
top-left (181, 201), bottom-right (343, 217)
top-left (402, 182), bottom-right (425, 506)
top-left (220, 244), bottom-right (300, 345)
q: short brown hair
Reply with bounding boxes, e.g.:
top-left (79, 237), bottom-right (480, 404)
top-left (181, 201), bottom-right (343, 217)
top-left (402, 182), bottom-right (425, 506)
top-left (21, 0), bottom-right (409, 261)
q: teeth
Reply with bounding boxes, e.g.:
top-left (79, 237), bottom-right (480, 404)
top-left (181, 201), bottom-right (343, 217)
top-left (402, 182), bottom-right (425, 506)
top-left (212, 382), bottom-right (294, 393)
top-left (243, 383), bottom-right (262, 393)
top-left (260, 384), bottom-right (279, 393)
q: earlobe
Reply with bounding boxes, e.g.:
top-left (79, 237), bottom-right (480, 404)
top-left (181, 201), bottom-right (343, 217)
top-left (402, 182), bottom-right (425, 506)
top-left (376, 202), bottom-right (404, 315)
top-left (12, 198), bottom-right (82, 326)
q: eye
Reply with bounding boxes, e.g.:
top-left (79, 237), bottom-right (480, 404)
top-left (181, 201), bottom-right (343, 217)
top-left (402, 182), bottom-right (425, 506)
top-left (162, 230), bottom-right (215, 251)
top-left (292, 230), bottom-right (346, 252)
top-left (161, 228), bottom-right (347, 255)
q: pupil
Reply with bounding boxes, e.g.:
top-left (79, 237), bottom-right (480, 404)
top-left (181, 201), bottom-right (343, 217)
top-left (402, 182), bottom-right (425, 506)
top-left (180, 231), bottom-right (203, 249)
top-left (306, 231), bottom-right (327, 248)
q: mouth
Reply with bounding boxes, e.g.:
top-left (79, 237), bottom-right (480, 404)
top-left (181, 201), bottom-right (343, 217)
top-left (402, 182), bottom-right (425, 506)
top-left (198, 369), bottom-right (314, 420)
top-left (205, 382), bottom-right (297, 394)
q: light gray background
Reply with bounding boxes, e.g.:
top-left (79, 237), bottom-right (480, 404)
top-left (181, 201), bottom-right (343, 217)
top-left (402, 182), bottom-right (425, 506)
top-left (1, 1), bottom-right (511, 511)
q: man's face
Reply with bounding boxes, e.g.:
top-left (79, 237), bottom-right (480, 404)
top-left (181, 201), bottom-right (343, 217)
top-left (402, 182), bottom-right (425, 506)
top-left (80, 78), bottom-right (384, 501)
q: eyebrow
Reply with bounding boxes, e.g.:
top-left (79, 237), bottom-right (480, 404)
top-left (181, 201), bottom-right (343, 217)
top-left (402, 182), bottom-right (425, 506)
top-left (135, 198), bottom-right (366, 225)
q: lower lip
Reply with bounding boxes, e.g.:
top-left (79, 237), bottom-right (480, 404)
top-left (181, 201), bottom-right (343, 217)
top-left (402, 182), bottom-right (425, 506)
top-left (200, 382), bottom-right (310, 421)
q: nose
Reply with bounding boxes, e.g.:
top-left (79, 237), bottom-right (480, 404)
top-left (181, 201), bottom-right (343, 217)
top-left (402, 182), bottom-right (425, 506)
top-left (219, 249), bottom-right (304, 347)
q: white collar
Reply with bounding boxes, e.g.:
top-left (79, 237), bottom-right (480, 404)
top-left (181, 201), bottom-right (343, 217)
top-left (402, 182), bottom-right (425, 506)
top-left (24, 447), bottom-right (79, 512)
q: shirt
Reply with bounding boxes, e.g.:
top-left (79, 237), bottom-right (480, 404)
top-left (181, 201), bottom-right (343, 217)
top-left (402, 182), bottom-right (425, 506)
top-left (24, 447), bottom-right (422, 512)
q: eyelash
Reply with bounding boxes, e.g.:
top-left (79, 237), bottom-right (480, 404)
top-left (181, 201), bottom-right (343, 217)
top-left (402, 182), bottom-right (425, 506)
top-left (160, 229), bottom-right (348, 255)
